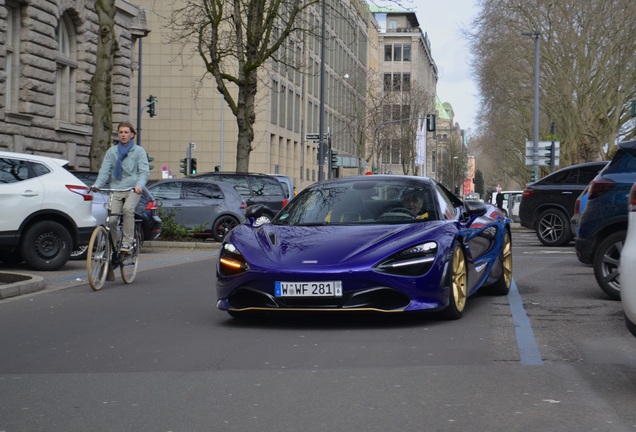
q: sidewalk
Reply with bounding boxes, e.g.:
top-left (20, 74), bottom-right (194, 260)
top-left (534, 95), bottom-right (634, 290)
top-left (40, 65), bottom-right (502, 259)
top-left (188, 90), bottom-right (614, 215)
top-left (0, 241), bottom-right (221, 300)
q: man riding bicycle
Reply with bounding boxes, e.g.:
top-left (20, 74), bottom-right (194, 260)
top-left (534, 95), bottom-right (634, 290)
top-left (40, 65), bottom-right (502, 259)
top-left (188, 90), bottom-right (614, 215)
top-left (92, 122), bottom-right (149, 254)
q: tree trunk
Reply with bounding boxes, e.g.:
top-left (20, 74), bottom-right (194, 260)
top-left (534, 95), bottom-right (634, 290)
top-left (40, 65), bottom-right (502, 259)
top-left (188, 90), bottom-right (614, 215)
top-left (88, 0), bottom-right (117, 171)
top-left (235, 69), bottom-right (257, 172)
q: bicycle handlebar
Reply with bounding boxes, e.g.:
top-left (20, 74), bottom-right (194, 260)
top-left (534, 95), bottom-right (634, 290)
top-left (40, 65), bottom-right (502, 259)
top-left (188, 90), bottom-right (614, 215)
top-left (91, 187), bottom-right (135, 193)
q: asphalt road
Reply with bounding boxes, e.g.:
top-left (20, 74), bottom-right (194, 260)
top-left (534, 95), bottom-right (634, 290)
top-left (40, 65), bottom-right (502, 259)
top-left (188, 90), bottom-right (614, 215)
top-left (0, 230), bottom-right (635, 432)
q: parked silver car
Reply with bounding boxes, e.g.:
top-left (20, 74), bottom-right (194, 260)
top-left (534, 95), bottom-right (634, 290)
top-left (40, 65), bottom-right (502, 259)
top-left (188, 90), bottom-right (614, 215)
top-left (147, 178), bottom-right (246, 241)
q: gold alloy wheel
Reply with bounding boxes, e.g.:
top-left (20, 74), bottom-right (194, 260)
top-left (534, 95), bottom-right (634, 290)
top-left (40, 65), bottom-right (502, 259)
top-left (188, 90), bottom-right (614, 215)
top-left (451, 245), bottom-right (467, 312)
top-left (502, 232), bottom-right (513, 288)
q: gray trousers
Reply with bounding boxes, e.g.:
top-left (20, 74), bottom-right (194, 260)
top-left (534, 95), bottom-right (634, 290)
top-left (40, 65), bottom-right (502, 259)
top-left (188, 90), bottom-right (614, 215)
top-left (109, 190), bottom-right (142, 247)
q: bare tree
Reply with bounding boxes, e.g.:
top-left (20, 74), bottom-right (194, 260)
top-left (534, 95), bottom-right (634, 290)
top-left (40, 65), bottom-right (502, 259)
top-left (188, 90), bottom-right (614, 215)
top-left (164, 0), bottom-right (322, 172)
top-left (469, 0), bottom-right (636, 177)
top-left (89, 0), bottom-right (117, 170)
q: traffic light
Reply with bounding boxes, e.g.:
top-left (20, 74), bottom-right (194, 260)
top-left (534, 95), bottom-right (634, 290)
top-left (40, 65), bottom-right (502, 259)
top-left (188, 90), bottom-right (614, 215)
top-left (426, 114), bottom-right (436, 132)
top-left (147, 95), bottom-right (156, 117)
top-left (179, 158), bottom-right (188, 175)
top-left (331, 151), bottom-right (339, 168)
top-left (541, 144), bottom-right (560, 167)
top-left (147, 155), bottom-right (155, 171)
top-left (189, 158), bottom-right (197, 175)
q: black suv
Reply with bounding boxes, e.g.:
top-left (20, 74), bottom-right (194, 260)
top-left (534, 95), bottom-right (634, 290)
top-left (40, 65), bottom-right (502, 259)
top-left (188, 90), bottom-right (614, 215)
top-left (575, 140), bottom-right (636, 300)
top-left (190, 172), bottom-right (287, 223)
top-left (519, 161), bottom-right (608, 246)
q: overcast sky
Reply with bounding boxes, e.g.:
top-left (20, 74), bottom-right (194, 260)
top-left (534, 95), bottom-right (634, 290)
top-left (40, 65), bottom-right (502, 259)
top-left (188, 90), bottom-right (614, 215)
top-left (410, 0), bottom-right (480, 135)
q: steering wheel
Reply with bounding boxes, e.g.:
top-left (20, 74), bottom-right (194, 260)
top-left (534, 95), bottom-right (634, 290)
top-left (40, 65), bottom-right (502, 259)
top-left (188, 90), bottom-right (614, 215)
top-left (380, 207), bottom-right (418, 219)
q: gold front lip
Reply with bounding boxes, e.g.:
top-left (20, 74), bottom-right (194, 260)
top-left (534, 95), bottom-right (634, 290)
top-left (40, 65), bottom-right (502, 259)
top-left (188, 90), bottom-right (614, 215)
top-left (228, 307), bottom-right (405, 313)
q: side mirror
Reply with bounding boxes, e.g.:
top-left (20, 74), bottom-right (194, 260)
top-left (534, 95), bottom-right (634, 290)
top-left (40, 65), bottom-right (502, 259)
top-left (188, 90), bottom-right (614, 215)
top-left (462, 199), bottom-right (488, 222)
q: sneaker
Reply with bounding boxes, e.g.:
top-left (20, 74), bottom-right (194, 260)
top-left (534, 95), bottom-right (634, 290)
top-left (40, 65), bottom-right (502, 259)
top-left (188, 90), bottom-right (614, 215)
top-left (120, 243), bottom-right (132, 254)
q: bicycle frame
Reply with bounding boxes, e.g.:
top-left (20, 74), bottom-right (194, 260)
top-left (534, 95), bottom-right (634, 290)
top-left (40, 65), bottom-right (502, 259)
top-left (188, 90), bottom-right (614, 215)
top-left (87, 188), bottom-right (141, 290)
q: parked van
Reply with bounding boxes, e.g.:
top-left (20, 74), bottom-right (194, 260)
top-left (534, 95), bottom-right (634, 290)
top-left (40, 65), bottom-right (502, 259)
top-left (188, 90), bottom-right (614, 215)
top-left (491, 190), bottom-right (523, 217)
top-left (268, 174), bottom-right (294, 200)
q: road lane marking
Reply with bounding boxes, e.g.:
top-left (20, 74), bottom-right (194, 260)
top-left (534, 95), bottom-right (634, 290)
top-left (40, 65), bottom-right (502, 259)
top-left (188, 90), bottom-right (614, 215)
top-left (508, 277), bottom-right (544, 365)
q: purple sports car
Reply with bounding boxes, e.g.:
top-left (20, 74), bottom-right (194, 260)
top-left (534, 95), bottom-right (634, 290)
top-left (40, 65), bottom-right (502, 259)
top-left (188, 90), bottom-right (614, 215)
top-left (216, 175), bottom-right (512, 320)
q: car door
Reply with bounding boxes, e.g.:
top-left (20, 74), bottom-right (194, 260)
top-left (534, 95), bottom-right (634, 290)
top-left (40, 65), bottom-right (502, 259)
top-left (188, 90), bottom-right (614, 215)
top-left (0, 157), bottom-right (45, 231)
top-left (178, 181), bottom-right (223, 230)
top-left (148, 181), bottom-right (186, 225)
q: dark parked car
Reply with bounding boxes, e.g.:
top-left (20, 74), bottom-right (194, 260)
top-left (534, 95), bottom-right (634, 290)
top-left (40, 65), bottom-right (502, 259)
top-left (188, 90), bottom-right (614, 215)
top-left (575, 140), bottom-right (636, 300)
top-left (190, 172), bottom-right (287, 225)
top-left (70, 171), bottom-right (162, 259)
top-left (147, 178), bottom-right (246, 241)
top-left (519, 161), bottom-right (608, 246)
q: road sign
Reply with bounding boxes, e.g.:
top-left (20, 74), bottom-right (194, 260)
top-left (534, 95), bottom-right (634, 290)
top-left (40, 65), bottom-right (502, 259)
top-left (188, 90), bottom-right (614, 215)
top-left (305, 133), bottom-right (327, 141)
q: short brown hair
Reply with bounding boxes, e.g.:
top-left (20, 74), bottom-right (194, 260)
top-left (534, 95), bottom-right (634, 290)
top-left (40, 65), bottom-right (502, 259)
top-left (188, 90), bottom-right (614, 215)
top-left (117, 121), bottom-right (136, 137)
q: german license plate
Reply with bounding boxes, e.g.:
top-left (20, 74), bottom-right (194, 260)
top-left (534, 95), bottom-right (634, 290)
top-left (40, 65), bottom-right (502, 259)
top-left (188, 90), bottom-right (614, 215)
top-left (275, 281), bottom-right (343, 297)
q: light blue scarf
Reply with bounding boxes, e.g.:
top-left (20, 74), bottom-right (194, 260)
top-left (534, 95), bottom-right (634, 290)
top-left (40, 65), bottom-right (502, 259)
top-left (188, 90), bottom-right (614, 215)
top-left (113, 141), bottom-right (134, 179)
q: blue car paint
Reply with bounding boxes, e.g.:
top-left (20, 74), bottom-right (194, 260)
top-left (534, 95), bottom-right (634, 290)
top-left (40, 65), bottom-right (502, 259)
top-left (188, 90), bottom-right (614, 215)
top-left (216, 175), bottom-right (511, 315)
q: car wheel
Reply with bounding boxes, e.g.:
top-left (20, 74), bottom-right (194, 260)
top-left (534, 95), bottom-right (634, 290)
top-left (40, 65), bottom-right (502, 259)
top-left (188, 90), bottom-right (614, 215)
top-left (212, 215), bottom-right (240, 242)
top-left (70, 245), bottom-right (88, 261)
top-left (487, 230), bottom-right (513, 295)
top-left (440, 243), bottom-right (467, 320)
top-left (536, 208), bottom-right (572, 246)
top-left (20, 221), bottom-right (72, 271)
top-left (593, 230), bottom-right (625, 300)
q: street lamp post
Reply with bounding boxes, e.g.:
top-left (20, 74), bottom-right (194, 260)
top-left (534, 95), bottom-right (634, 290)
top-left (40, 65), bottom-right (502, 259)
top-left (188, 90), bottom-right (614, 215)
top-left (523, 31), bottom-right (541, 182)
top-left (317, 0), bottom-right (327, 181)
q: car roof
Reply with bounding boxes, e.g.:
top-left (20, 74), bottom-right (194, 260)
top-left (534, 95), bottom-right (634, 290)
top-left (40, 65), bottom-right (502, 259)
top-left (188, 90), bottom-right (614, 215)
top-left (0, 151), bottom-right (69, 167)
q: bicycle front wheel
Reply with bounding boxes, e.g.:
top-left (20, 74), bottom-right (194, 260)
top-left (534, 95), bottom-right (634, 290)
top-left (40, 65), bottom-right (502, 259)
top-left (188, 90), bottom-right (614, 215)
top-left (87, 226), bottom-right (110, 291)
top-left (120, 228), bottom-right (141, 284)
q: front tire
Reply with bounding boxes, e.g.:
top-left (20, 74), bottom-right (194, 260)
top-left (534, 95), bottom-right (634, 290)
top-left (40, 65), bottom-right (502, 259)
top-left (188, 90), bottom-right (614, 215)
top-left (536, 208), bottom-right (572, 246)
top-left (20, 221), bottom-right (72, 271)
top-left (440, 243), bottom-right (467, 320)
top-left (488, 230), bottom-right (513, 295)
top-left (593, 230), bottom-right (625, 300)
top-left (87, 226), bottom-right (109, 291)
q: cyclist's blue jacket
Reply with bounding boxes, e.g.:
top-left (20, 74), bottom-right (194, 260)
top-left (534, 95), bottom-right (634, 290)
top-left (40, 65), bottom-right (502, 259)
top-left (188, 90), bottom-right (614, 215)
top-left (94, 141), bottom-right (149, 190)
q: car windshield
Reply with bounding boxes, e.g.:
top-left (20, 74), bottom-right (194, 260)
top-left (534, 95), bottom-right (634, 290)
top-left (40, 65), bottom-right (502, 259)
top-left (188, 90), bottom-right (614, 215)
top-left (273, 178), bottom-right (438, 226)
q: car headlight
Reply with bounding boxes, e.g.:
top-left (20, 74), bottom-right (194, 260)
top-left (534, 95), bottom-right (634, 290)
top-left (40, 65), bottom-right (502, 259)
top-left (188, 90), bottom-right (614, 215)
top-left (218, 242), bottom-right (250, 276)
top-left (375, 242), bottom-right (437, 276)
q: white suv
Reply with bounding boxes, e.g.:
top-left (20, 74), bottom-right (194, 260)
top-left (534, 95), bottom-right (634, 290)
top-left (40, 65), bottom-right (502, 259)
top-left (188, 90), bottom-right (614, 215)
top-left (0, 151), bottom-right (96, 270)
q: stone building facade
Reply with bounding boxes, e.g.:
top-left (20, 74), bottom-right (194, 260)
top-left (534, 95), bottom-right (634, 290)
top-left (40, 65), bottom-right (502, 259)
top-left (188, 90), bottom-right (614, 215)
top-left (0, 0), bottom-right (148, 168)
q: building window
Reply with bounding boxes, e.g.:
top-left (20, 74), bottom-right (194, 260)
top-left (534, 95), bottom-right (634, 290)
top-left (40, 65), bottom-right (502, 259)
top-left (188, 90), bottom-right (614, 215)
top-left (403, 44), bottom-right (411, 61)
top-left (56, 15), bottom-right (77, 123)
top-left (394, 44), bottom-right (402, 61)
top-left (270, 80), bottom-right (278, 124)
top-left (384, 44), bottom-right (392, 61)
top-left (279, 84), bottom-right (286, 127)
top-left (5, 3), bottom-right (21, 112)
top-left (384, 74), bottom-right (392, 92)
top-left (403, 73), bottom-right (411, 91)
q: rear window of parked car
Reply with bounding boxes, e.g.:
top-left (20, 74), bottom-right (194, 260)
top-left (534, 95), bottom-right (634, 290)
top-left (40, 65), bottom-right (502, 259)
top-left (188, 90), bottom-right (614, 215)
top-left (541, 164), bottom-right (603, 185)
top-left (603, 145), bottom-right (636, 173)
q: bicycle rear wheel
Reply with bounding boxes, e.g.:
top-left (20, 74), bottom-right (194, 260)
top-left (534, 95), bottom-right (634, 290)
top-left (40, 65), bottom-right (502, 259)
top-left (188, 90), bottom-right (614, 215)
top-left (87, 226), bottom-right (110, 291)
top-left (120, 226), bottom-right (141, 284)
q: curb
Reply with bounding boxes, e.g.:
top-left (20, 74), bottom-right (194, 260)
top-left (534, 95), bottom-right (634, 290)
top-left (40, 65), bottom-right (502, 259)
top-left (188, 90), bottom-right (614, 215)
top-left (0, 272), bottom-right (46, 300)
top-left (0, 241), bottom-right (221, 301)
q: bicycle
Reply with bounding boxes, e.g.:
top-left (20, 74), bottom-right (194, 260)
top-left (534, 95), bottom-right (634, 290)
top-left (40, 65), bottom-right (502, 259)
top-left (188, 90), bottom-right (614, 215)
top-left (86, 188), bottom-right (142, 291)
